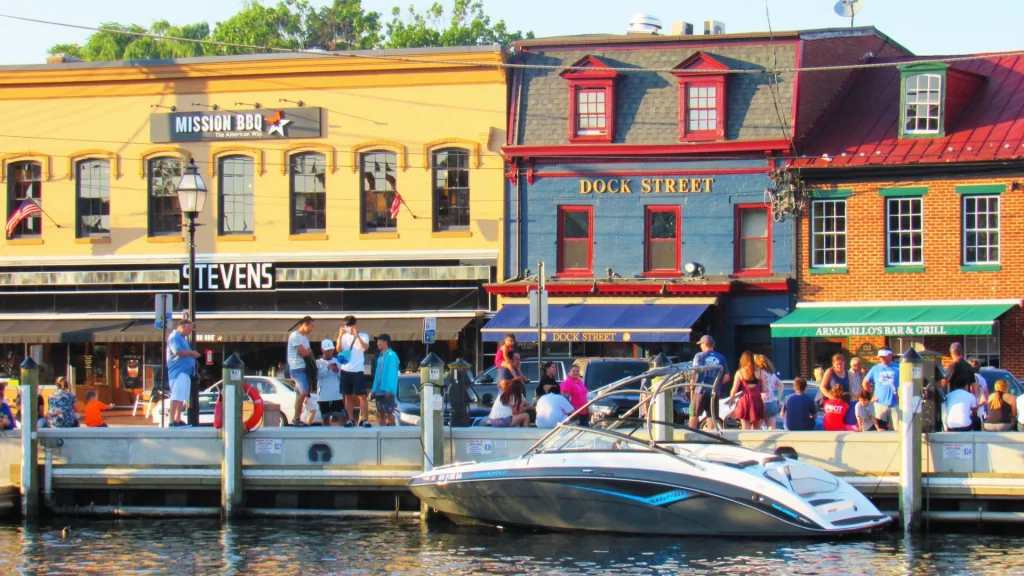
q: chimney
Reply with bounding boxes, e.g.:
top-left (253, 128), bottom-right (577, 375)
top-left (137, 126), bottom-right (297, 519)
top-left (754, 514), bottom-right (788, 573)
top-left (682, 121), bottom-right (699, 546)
top-left (46, 53), bottom-right (82, 65)
top-left (671, 21), bottom-right (695, 36)
top-left (627, 13), bottom-right (663, 35)
top-left (704, 20), bottom-right (726, 35)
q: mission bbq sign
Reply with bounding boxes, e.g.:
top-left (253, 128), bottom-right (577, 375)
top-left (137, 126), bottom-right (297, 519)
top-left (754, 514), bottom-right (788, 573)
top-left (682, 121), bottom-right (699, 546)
top-left (579, 177), bottom-right (715, 195)
top-left (151, 107), bottom-right (324, 143)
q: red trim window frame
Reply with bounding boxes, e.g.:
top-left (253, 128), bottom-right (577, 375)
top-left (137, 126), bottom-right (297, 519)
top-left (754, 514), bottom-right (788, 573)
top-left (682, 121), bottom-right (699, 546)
top-left (643, 205), bottom-right (682, 277)
top-left (672, 52), bottom-right (729, 142)
top-left (561, 56), bottom-right (619, 144)
top-left (734, 204), bottom-right (772, 277)
top-left (557, 205), bottom-right (594, 277)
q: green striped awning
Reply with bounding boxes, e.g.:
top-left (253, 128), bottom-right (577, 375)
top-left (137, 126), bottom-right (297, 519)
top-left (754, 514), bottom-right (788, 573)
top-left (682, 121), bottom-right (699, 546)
top-left (770, 301), bottom-right (1019, 338)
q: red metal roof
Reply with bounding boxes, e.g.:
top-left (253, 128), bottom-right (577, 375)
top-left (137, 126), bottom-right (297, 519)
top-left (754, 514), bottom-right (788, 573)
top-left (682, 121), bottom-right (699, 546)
top-left (792, 54), bottom-right (1024, 168)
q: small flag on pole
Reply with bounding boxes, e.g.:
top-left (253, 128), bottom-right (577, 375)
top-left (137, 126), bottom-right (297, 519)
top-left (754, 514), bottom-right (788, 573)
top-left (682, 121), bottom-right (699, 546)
top-left (389, 192), bottom-right (406, 220)
top-left (5, 198), bottom-right (42, 238)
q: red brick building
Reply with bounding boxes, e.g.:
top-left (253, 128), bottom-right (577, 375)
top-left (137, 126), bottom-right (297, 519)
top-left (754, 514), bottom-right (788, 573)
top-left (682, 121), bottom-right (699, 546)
top-left (771, 52), bottom-right (1024, 376)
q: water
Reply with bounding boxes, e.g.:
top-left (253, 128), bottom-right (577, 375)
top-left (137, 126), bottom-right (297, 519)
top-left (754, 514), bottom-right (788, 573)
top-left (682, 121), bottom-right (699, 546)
top-left (0, 517), bottom-right (1021, 575)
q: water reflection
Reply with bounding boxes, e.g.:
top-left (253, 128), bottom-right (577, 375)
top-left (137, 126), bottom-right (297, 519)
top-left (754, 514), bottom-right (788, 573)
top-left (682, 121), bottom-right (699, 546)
top-left (0, 518), bottom-right (1017, 575)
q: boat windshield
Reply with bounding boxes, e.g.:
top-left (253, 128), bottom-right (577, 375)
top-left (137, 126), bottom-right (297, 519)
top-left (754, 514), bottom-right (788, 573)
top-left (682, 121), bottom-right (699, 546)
top-left (531, 426), bottom-right (654, 454)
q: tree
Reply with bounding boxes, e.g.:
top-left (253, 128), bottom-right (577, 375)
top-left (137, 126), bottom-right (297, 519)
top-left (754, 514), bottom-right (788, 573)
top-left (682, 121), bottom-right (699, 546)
top-left (47, 21), bottom-right (209, 61)
top-left (303, 0), bottom-right (382, 51)
top-left (384, 0), bottom-right (533, 49)
top-left (208, 0), bottom-right (306, 55)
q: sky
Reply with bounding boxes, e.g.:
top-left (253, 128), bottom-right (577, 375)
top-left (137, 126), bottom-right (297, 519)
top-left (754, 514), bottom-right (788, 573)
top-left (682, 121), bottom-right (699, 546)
top-left (0, 0), bottom-right (1021, 66)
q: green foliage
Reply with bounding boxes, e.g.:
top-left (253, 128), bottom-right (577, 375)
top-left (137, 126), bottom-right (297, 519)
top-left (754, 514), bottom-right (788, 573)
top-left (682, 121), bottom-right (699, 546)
top-left (46, 0), bottom-right (530, 62)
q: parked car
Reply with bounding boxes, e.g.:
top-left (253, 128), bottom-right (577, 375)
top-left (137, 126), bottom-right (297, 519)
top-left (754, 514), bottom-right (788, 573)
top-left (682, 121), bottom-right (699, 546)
top-left (979, 368), bottom-right (1023, 396)
top-left (151, 376), bottom-right (316, 426)
top-left (473, 358), bottom-right (573, 406)
top-left (576, 358), bottom-right (663, 425)
top-left (395, 374), bottom-right (490, 427)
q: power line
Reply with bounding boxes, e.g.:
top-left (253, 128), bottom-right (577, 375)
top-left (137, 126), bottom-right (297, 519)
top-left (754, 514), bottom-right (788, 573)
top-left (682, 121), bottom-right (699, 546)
top-left (3, 13), bottom-right (1024, 75)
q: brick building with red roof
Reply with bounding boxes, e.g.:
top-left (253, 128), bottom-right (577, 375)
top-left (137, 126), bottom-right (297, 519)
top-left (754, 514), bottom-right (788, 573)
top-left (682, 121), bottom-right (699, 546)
top-left (772, 51), bottom-right (1024, 377)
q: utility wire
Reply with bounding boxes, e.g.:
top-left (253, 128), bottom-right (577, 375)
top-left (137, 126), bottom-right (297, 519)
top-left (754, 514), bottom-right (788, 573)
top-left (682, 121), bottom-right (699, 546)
top-left (3, 13), bottom-right (1024, 75)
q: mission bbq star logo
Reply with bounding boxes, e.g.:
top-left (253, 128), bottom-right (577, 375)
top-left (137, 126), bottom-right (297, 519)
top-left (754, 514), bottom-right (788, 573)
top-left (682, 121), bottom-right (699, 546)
top-left (264, 110), bottom-right (292, 136)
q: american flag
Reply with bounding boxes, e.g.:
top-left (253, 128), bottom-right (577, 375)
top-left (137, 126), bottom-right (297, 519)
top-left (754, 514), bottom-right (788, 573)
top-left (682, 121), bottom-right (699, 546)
top-left (5, 198), bottom-right (42, 238)
top-left (389, 191), bottom-right (406, 220)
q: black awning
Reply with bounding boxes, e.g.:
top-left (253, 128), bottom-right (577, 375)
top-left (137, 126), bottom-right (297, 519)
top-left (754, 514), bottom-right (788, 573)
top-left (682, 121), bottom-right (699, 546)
top-left (0, 320), bottom-right (133, 344)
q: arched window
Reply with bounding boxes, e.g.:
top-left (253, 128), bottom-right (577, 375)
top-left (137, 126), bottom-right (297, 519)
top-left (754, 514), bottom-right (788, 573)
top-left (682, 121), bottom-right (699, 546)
top-left (432, 148), bottom-right (470, 231)
top-left (290, 153), bottom-right (326, 234)
top-left (148, 157), bottom-right (183, 237)
top-left (76, 159), bottom-right (110, 238)
top-left (6, 161), bottom-right (42, 238)
top-left (361, 151), bottom-right (397, 232)
top-left (218, 155), bottom-right (255, 235)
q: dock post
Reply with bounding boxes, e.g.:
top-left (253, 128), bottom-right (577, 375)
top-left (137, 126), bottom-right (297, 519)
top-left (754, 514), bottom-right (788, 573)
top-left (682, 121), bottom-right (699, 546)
top-left (648, 353), bottom-right (673, 442)
top-left (419, 353), bottom-right (446, 516)
top-left (19, 358), bottom-right (39, 518)
top-left (898, 348), bottom-right (923, 533)
top-left (221, 354), bottom-right (245, 519)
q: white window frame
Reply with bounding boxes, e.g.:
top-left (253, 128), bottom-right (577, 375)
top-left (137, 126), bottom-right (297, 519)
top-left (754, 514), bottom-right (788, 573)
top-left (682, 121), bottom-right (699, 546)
top-left (964, 321), bottom-right (1000, 368)
top-left (904, 73), bottom-right (942, 135)
top-left (810, 199), bottom-right (847, 268)
top-left (886, 197), bottom-right (924, 266)
top-left (962, 195), bottom-right (1000, 265)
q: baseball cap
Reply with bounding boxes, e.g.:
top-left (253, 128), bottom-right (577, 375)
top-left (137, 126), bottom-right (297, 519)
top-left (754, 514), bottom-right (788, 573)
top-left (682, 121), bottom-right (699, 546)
top-left (697, 335), bottom-right (715, 347)
top-left (877, 348), bottom-right (893, 357)
top-left (376, 333), bottom-right (391, 344)
top-left (321, 339), bottom-right (336, 351)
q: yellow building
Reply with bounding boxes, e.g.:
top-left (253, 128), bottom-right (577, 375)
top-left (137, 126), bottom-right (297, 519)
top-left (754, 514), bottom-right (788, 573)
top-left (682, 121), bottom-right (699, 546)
top-left (0, 47), bottom-right (506, 404)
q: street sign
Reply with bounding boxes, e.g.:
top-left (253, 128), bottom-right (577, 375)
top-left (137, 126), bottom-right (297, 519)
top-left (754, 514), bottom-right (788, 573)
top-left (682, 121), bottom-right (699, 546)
top-left (154, 293), bottom-right (173, 329)
top-left (529, 289), bottom-right (549, 328)
top-left (423, 317), bottom-right (437, 344)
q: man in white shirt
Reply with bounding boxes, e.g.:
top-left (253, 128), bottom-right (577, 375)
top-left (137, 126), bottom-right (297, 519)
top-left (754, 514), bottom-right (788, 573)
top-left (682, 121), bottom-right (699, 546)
top-left (944, 381), bottom-right (978, 432)
top-left (336, 315), bottom-right (371, 428)
top-left (316, 339), bottom-right (345, 426)
top-left (534, 386), bottom-right (576, 429)
top-left (286, 316), bottom-right (315, 426)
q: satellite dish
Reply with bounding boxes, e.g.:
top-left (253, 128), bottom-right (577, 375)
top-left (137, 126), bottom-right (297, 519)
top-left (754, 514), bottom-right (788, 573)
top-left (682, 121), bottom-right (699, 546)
top-left (834, 0), bottom-right (864, 27)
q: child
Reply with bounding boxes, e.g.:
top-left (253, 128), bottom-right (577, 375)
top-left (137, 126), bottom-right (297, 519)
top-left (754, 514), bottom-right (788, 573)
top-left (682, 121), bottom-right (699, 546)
top-left (855, 389), bottom-right (876, 431)
top-left (83, 390), bottom-right (110, 428)
top-left (822, 383), bottom-right (849, 431)
top-left (782, 377), bottom-right (817, 431)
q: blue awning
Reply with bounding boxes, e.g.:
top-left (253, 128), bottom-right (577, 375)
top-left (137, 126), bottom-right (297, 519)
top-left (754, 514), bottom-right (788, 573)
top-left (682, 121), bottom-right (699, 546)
top-left (482, 301), bottom-right (711, 343)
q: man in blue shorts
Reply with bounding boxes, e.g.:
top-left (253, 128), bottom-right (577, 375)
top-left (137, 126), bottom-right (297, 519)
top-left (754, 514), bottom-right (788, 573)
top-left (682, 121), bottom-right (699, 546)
top-left (287, 316), bottom-right (315, 426)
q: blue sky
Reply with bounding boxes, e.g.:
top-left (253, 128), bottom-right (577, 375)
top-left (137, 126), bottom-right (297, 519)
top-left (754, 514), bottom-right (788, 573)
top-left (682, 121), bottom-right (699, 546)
top-left (0, 0), bottom-right (1020, 65)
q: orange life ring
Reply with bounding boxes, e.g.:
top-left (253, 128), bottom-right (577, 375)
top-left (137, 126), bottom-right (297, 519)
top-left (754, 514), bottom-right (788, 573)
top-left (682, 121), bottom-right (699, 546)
top-left (214, 383), bottom-right (264, 431)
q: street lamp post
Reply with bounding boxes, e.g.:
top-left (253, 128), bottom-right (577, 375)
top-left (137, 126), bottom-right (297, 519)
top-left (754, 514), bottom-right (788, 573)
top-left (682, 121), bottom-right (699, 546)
top-left (176, 158), bottom-right (208, 426)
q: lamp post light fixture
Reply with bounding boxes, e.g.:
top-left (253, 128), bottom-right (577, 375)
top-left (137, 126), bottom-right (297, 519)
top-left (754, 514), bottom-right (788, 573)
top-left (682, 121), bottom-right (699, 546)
top-left (176, 157), bottom-right (208, 426)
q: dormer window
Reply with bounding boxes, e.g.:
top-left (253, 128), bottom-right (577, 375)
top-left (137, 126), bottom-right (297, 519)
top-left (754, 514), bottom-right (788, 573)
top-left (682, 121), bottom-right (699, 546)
top-left (897, 61), bottom-right (982, 140)
top-left (673, 51), bottom-right (729, 142)
top-left (903, 73), bottom-right (942, 135)
top-left (561, 56), bottom-right (619, 144)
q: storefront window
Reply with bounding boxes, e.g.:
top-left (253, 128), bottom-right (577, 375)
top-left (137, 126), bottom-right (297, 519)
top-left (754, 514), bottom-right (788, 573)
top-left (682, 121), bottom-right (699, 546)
top-left (290, 152), bottom-right (326, 234)
top-left (735, 205), bottom-right (771, 274)
top-left (7, 161), bottom-right (43, 238)
top-left (218, 156), bottom-right (255, 235)
top-left (964, 323), bottom-right (1000, 368)
top-left (148, 157), bottom-right (183, 236)
top-left (76, 159), bottom-right (110, 238)
top-left (433, 148), bottom-right (470, 230)
top-left (361, 151), bottom-right (397, 232)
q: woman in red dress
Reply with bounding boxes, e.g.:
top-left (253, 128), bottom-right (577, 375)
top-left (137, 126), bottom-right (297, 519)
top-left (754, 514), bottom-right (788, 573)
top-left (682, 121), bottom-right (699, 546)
top-left (729, 352), bottom-right (766, 429)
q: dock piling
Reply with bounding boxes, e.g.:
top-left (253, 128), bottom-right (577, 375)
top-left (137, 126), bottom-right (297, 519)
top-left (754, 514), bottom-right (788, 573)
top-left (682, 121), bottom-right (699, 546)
top-left (19, 358), bottom-right (39, 518)
top-left (648, 353), bottom-right (673, 442)
top-left (899, 348), bottom-right (924, 533)
top-left (221, 354), bottom-right (245, 519)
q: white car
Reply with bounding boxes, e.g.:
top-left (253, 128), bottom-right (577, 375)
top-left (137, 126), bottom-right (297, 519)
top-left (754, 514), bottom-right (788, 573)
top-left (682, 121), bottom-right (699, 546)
top-left (150, 376), bottom-right (321, 426)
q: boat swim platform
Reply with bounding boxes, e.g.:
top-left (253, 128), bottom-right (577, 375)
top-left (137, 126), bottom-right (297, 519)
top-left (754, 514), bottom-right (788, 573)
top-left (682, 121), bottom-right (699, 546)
top-left (3, 427), bottom-right (1024, 514)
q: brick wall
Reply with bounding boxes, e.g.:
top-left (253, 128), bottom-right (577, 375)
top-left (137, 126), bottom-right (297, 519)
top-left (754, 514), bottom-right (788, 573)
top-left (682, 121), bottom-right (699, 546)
top-left (797, 176), bottom-right (1024, 375)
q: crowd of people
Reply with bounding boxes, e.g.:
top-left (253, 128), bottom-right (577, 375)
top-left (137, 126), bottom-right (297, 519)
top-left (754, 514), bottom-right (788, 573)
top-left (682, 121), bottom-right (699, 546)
top-left (488, 334), bottom-right (588, 429)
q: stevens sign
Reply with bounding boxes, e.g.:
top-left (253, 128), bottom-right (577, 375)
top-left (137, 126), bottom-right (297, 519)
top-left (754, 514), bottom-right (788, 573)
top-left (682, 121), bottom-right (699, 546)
top-left (151, 107), bottom-right (323, 143)
top-left (181, 263), bottom-right (275, 291)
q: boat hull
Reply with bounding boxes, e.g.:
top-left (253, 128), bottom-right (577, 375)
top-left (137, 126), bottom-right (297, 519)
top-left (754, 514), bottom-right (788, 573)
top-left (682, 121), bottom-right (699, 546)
top-left (410, 464), bottom-right (890, 537)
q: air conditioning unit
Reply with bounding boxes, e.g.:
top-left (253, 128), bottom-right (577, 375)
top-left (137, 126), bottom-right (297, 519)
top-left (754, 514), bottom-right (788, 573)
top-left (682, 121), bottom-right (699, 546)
top-left (704, 20), bottom-right (726, 35)
top-left (671, 21), bottom-right (695, 36)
